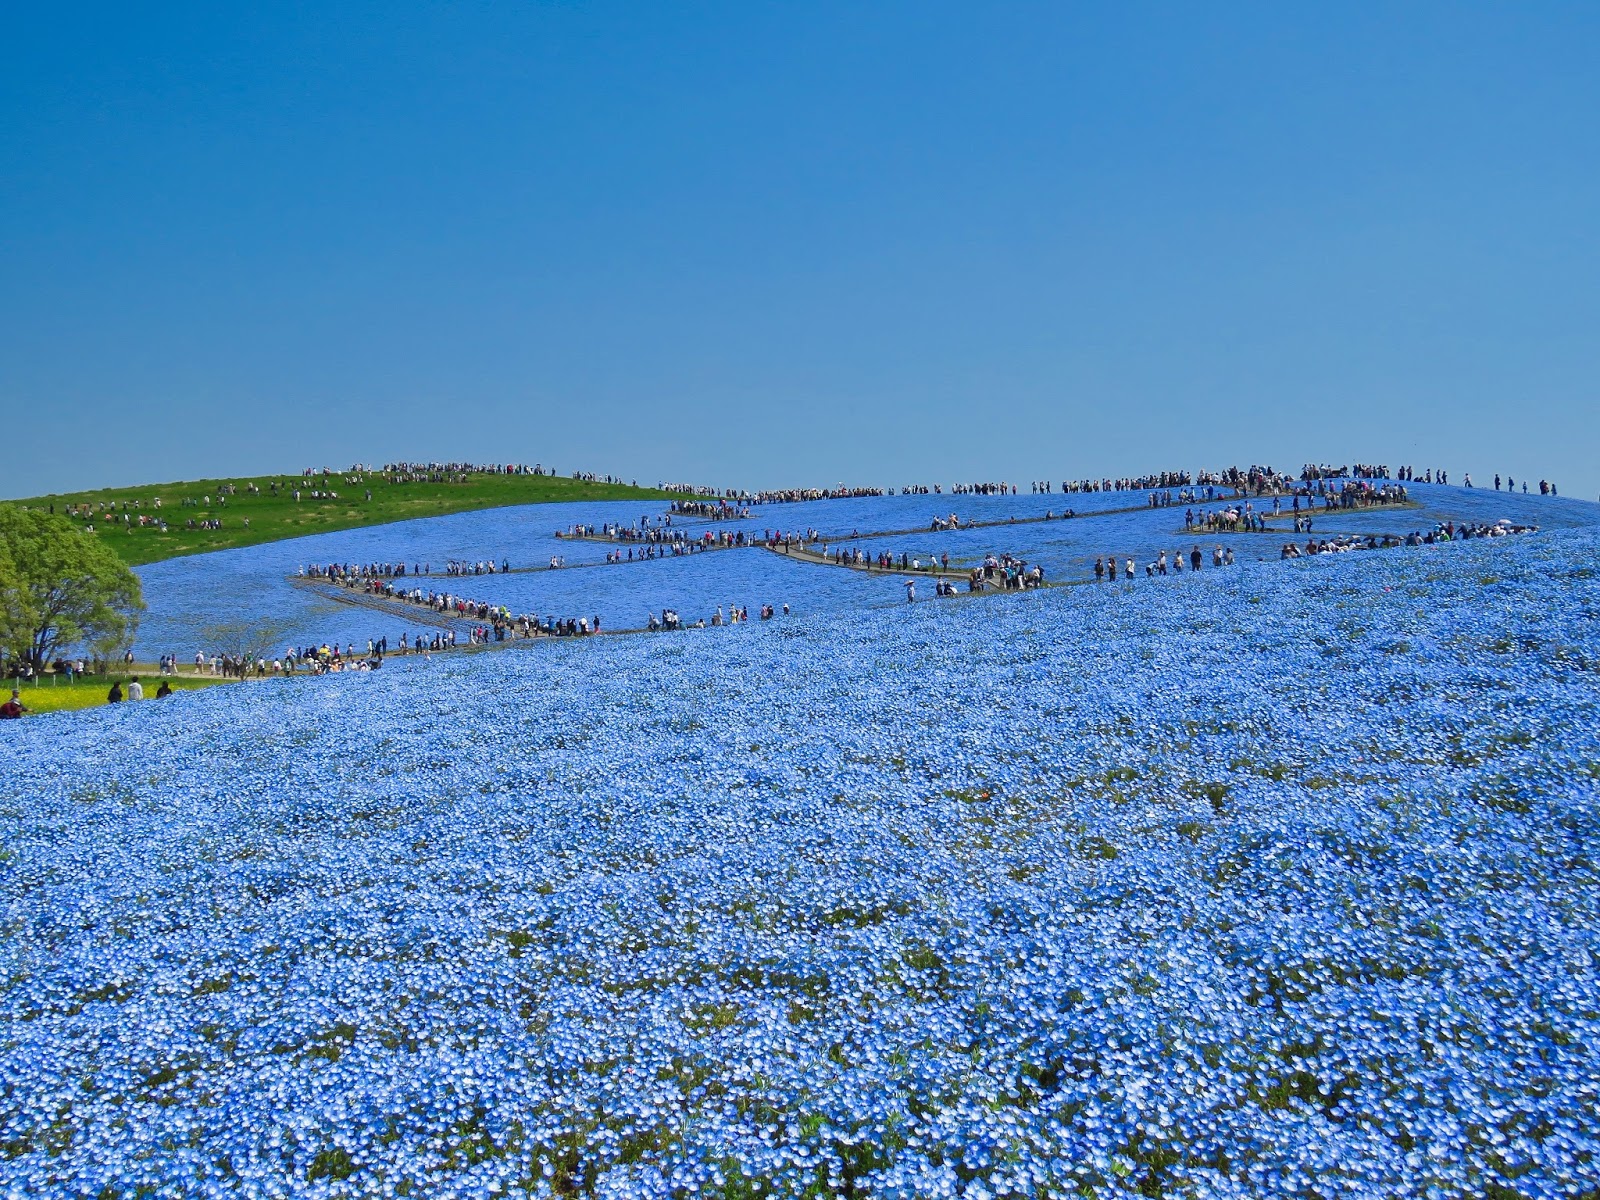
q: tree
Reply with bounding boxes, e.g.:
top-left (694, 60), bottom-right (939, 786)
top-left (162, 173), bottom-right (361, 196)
top-left (0, 541), bottom-right (35, 674)
top-left (0, 505), bottom-right (144, 671)
top-left (195, 616), bottom-right (299, 667)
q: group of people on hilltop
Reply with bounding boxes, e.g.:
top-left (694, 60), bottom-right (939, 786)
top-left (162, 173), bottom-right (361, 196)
top-left (1492, 475), bottom-right (1558, 495)
top-left (1303, 462), bottom-right (1394, 480)
top-left (1327, 481), bottom-right (1410, 507)
top-left (1030, 472), bottom-right (1196, 493)
top-left (873, 463), bottom-right (1456, 498)
top-left (1394, 466), bottom-right (1451, 485)
top-left (377, 460), bottom-right (545, 477)
top-left (746, 485), bottom-right (888, 504)
top-left (344, 460), bottom-right (636, 483)
top-left (1175, 483), bottom-right (1410, 537)
top-left (1305, 463), bottom-right (1457, 483)
top-left (947, 482), bottom-right (1020, 495)
top-left (367, 460), bottom-right (638, 485)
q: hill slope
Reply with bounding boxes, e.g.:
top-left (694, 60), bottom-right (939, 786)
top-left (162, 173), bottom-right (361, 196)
top-left (2, 527), bottom-right (1597, 1196)
top-left (7, 468), bottom-right (681, 566)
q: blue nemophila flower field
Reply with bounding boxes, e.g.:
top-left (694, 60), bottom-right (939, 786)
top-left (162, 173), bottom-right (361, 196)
top-left (4, 519), bottom-right (1600, 1197)
top-left (129, 484), bottom-right (1597, 657)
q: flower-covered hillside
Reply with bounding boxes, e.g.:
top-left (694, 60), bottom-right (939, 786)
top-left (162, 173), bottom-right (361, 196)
top-left (2, 529), bottom-right (1599, 1197)
top-left (128, 482), bottom-right (1594, 659)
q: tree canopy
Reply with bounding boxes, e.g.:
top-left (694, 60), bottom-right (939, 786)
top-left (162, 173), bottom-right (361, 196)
top-left (0, 505), bottom-right (144, 669)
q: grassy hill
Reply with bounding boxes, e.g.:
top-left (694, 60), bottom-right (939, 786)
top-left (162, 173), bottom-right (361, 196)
top-left (6, 469), bottom-right (682, 566)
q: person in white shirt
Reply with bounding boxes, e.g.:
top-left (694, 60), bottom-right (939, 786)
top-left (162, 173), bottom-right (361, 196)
top-left (127, 677), bottom-right (144, 701)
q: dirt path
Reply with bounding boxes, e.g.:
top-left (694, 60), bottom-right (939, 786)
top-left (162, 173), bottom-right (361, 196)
top-left (766, 541), bottom-right (984, 583)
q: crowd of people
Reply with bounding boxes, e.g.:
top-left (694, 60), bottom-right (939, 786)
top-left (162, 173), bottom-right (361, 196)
top-left (948, 482), bottom-right (1020, 495)
top-left (657, 484), bottom-right (890, 504)
top-left (28, 455), bottom-right (1570, 564)
top-left (376, 461), bottom-right (581, 482)
top-left (231, 475), bottom-right (1514, 672)
top-left (300, 559), bottom-right (518, 580)
top-left (823, 545), bottom-right (958, 572)
top-left (320, 572), bottom-right (690, 646)
top-left (1188, 505), bottom-right (1271, 533)
top-left (1394, 466), bottom-right (1451, 485)
top-left (191, 651), bottom-right (288, 678)
top-left (561, 517), bottom-right (689, 544)
top-left (1280, 518), bottom-right (1538, 559)
top-left (843, 462), bottom-right (1526, 500)
top-left (647, 602), bottom-right (790, 629)
top-left (1094, 546), bottom-right (1237, 581)
top-left (562, 518), bottom-right (763, 560)
top-left (775, 537), bottom-right (1045, 595)
top-left (670, 499), bottom-right (751, 519)
top-left (1325, 481), bottom-right (1410, 508)
top-left (746, 486), bottom-right (887, 504)
top-left (1492, 475), bottom-right (1559, 495)
top-left (436, 559), bottom-right (510, 577)
top-left (14, 454), bottom-right (1567, 715)
top-left (559, 515), bottom-right (712, 542)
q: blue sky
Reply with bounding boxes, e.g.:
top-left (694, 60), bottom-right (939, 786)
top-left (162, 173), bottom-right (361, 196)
top-left (4, 3), bottom-right (1597, 499)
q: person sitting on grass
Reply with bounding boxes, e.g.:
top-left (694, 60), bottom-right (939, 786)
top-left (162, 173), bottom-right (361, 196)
top-left (156, 680), bottom-right (173, 699)
top-left (0, 690), bottom-right (25, 719)
top-left (107, 681), bottom-right (123, 704)
top-left (127, 677), bottom-right (144, 701)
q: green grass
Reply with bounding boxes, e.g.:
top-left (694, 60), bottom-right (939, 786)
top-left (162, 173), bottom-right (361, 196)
top-left (7, 669), bottom-right (233, 715)
top-left (6, 470), bottom-right (681, 566)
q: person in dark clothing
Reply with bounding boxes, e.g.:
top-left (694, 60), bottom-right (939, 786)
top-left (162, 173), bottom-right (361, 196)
top-left (155, 680), bottom-right (174, 698)
top-left (106, 681), bottom-right (123, 704)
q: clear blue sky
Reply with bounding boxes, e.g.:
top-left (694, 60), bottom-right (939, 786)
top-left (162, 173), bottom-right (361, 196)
top-left (4, 2), bottom-right (1597, 499)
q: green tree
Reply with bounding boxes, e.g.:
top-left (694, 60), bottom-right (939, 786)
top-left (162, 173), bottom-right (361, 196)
top-left (0, 505), bottom-right (144, 670)
top-left (0, 541), bottom-right (35, 670)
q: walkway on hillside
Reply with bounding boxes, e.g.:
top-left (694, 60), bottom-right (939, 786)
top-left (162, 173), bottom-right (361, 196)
top-left (765, 542), bottom-right (988, 584)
